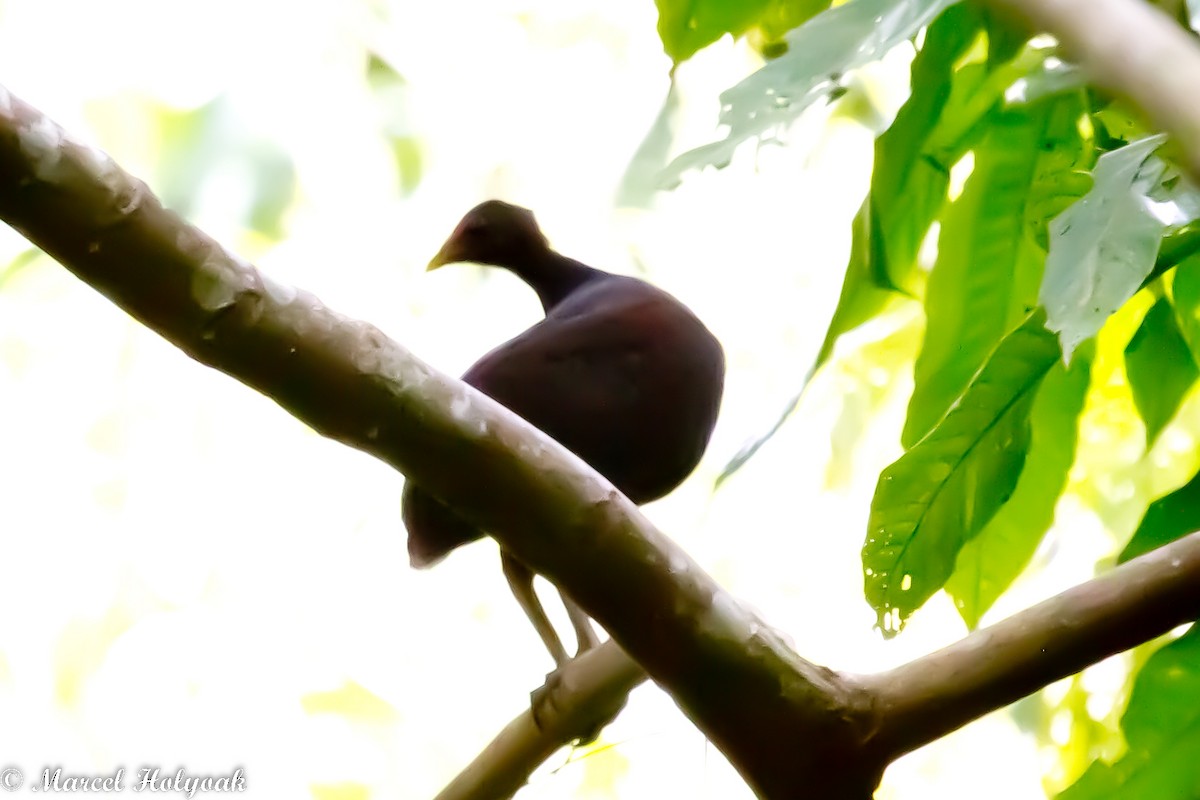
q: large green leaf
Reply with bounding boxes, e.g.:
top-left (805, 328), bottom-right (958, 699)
top-left (1125, 296), bottom-right (1200, 447)
top-left (864, 312), bottom-right (1060, 635)
top-left (1041, 135), bottom-right (1170, 362)
top-left (654, 0), bottom-right (832, 65)
top-left (946, 347), bottom-right (1091, 628)
top-left (1058, 626), bottom-right (1200, 800)
top-left (867, 9), bottom-right (1047, 290)
top-left (868, 3), bottom-right (985, 293)
top-left (904, 95), bottom-right (1087, 446)
top-left (661, 0), bottom-right (958, 183)
top-left (835, 1), bottom-right (982, 304)
top-left (1119, 467), bottom-right (1200, 564)
top-left (713, 8), bottom-right (981, 485)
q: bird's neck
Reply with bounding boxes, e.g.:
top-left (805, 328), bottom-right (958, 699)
top-left (507, 251), bottom-right (602, 314)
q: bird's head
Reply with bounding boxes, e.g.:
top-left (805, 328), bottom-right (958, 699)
top-left (428, 200), bottom-right (549, 271)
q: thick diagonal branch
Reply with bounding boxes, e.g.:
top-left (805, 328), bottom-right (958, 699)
top-left (0, 86), bottom-right (877, 799)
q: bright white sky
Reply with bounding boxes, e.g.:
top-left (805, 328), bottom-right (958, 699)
top-left (0, 1), bottom-right (1152, 797)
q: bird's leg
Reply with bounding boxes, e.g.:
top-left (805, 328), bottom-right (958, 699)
top-left (500, 550), bottom-right (569, 668)
top-left (502, 552), bottom-right (616, 741)
top-left (560, 591), bottom-right (600, 655)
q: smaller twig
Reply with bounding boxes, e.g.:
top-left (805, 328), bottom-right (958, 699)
top-left (435, 643), bottom-right (647, 800)
top-left (862, 531), bottom-right (1200, 760)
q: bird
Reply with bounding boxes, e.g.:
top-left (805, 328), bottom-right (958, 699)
top-left (402, 199), bottom-right (725, 669)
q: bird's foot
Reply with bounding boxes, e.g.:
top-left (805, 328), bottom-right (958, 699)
top-left (529, 668), bottom-right (563, 733)
top-left (530, 663), bottom-right (626, 747)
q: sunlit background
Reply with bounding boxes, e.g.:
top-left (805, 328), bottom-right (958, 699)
top-left (0, 1), bottom-right (1193, 797)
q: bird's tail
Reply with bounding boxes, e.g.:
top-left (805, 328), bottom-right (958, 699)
top-left (401, 482), bottom-right (486, 568)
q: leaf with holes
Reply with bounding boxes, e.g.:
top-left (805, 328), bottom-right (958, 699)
top-left (1041, 135), bottom-right (1170, 362)
top-left (946, 347), bottom-right (1091, 629)
top-left (864, 311), bottom-right (1060, 636)
top-left (661, 0), bottom-right (956, 183)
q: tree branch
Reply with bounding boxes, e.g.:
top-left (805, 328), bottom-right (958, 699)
top-left (0, 85), bottom-right (877, 799)
top-left (862, 530), bottom-right (1200, 760)
top-left (435, 643), bottom-right (646, 800)
top-left (983, 0), bottom-right (1200, 181)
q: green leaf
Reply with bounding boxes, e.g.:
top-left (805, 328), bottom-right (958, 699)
top-left (1125, 296), bottom-right (1199, 447)
top-left (655, 0), bottom-right (833, 64)
top-left (864, 311), bottom-right (1060, 636)
top-left (1120, 467), bottom-right (1200, 564)
top-left (655, 0), bottom-right (768, 65)
top-left (1058, 626), bottom-right (1200, 800)
top-left (1041, 134), bottom-right (1170, 362)
top-left (946, 347), bottom-right (1091, 628)
top-left (714, 8), bottom-right (987, 486)
top-left (0, 248), bottom-right (43, 291)
top-left (869, 3), bottom-right (983, 293)
top-left (817, 199), bottom-right (896, 367)
top-left (616, 82), bottom-right (682, 210)
top-left (661, 0), bottom-right (958, 183)
top-left (1010, 60), bottom-right (1086, 108)
top-left (155, 98), bottom-right (297, 239)
top-left (387, 135), bottom-right (424, 197)
top-left (244, 144), bottom-right (298, 238)
top-left (981, 6), bottom-right (1030, 66)
top-left (1093, 99), bottom-right (1150, 151)
top-left (714, 8), bottom-right (1040, 487)
top-left (715, 197), bottom-right (891, 487)
top-left (367, 54), bottom-right (424, 197)
top-left (905, 95), bottom-right (1087, 446)
top-left (755, 0), bottom-right (835, 43)
top-left (1172, 252), bottom-right (1200, 360)
top-left (1024, 167), bottom-right (1094, 254)
top-left (1150, 227), bottom-right (1200, 290)
top-left (1147, 162), bottom-right (1200, 226)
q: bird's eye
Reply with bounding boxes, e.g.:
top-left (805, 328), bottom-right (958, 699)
top-left (461, 218), bottom-right (487, 238)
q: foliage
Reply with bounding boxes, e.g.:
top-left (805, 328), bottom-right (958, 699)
top-left (658, 0), bottom-right (957, 185)
top-left (1057, 627), bottom-right (1200, 800)
top-left (656, 0), bottom-right (1200, 794)
top-left (654, 0), bottom-right (833, 65)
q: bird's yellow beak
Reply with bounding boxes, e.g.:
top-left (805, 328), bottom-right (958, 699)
top-left (426, 241), bottom-right (458, 271)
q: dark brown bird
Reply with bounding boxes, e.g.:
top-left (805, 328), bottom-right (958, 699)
top-left (402, 200), bottom-right (724, 666)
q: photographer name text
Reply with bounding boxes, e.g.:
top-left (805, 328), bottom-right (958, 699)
top-left (12, 767), bottom-right (246, 796)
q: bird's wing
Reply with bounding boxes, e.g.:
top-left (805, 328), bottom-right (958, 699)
top-left (403, 306), bottom-right (649, 569)
top-left (462, 297), bottom-right (666, 477)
